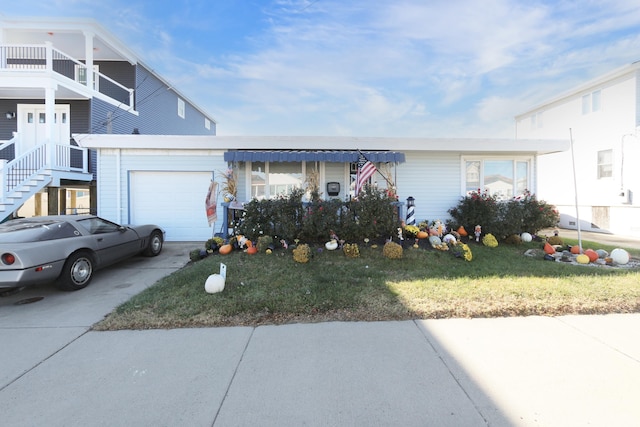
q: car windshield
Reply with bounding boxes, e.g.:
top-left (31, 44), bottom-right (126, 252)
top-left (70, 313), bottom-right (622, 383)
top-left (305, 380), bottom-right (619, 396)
top-left (0, 219), bottom-right (81, 243)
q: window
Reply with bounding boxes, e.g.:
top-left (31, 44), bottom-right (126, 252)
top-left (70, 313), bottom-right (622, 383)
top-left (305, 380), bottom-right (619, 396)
top-left (530, 112), bottom-right (543, 129)
top-left (597, 149), bottom-right (612, 179)
top-left (177, 98), bottom-right (185, 119)
top-left (250, 161), bottom-right (304, 199)
top-left (582, 90), bottom-right (601, 114)
top-left (205, 118), bottom-right (211, 130)
top-left (463, 158), bottom-right (531, 200)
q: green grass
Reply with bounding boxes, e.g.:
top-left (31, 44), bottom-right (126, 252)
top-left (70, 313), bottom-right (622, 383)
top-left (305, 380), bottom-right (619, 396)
top-left (94, 238), bottom-right (640, 330)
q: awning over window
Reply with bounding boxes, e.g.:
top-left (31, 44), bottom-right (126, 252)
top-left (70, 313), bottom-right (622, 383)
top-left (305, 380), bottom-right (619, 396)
top-left (223, 150), bottom-right (405, 163)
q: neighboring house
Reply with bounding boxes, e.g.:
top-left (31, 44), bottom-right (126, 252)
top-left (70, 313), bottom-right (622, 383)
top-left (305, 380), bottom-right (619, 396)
top-left (516, 61), bottom-right (640, 237)
top-left (0, 16), bottom-right (216, 222)
top-left (77, 135), bottom-right (567, 241)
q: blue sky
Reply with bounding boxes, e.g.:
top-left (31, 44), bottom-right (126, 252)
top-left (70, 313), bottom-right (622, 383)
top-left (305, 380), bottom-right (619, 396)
top-left (2, 0), bottom-right (640, 137)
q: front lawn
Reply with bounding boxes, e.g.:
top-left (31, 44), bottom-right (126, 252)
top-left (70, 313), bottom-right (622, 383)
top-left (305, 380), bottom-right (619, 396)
top-left (94, 237), bottom-right (640, 330)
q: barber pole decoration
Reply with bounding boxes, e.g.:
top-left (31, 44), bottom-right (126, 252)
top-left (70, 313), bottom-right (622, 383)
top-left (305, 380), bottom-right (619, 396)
top-left (406, 196), bottom-right (416, 226)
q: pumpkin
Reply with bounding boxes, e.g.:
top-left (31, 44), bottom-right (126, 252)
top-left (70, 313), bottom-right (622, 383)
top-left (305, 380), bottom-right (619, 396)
top-left (543, 242), bottom-right (556, 255)
top-left (575, 254), bottom-right (590, 264)
top-left (325, 240), bottom-right (339, 250)
top-left (457, 226), bottom-right (468, 237)
top-left (584, 249), bottom-right (598, 263)
top-left (246, 246), bottom-right (258, 255)
top-left (611, 248), bottom-right (630, 265)
top-left (520, 232), bottom-right (532, 242)
top-left (219, 244), bottom-right (233, 255)
top-left (570, 245), bottom-right (582, 254)
top-left (416, 230), bottom-right (429, 239)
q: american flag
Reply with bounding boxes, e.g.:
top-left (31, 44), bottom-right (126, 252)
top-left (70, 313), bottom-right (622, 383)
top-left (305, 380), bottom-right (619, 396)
top-left (355, 151), bottom-right (376, 196)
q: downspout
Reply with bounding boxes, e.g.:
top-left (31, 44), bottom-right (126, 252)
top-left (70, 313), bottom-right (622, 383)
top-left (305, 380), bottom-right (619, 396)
top-left (116, 148), bottom-right (122, 223)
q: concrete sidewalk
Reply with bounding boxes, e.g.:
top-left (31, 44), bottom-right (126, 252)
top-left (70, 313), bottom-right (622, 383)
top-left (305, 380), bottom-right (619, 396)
top-left (1, 315), bottom-right (640, 426)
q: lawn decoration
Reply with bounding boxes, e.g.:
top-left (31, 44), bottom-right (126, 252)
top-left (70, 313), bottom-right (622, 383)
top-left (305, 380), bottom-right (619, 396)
top-left (520, 232), bottom-right (532, 242)
top-left (543, 242), bottom-right (556, 254)
top-left (205, 263), bottom-right (227, 293)
top-left (219, 244), bottom-right (233, 255)
top-left (610, 248), bottom-right (630, 265)
top-left (474, 225), bottom-right (482, 242)
top-left (575, 254), bottom-right (590, 264)
top-left (325, 240), bottom-right (339, 250)
top-left (570, 245), bottom-right (582, 254)
top-left (383, 241), bottom-right (403, 259)
top-left (293, 244), bottom-right (312, 263)
top-left (457, 226), bottom-right (468, 237)
top-left (584, 249), bottom-right (598, 263)
top-left (482, 233), bottom-right (499, 248)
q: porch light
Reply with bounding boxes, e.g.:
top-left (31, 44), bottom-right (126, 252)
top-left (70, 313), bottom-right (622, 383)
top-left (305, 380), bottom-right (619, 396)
top-left (5, 111), bottom-right (16, 119)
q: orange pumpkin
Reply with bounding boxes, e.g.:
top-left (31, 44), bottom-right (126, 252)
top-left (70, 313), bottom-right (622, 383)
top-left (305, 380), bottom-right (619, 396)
top-left (543, 242), bottom-right (556, 255)
top-left (570, 245), bottom-right (582, 255)
top-left (457, 226), bottom-right (468, 237)
top-left (246, 246), bottom-right (258, 255)
top-left (416, 231), bottom-right (429, 239)
top-left (584, 249), bottom-right (598, 262)
top-left (219, 244), bottom-right (233, 255)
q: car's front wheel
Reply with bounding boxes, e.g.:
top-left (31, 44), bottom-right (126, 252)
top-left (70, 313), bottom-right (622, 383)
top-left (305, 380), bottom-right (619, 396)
top-left (143, 230), bottom-right (163, 257)
top-left (56, 251), bottom-right (94, 291)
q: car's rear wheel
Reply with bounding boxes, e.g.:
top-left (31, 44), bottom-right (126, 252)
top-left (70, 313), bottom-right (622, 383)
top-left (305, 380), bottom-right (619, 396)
top-left (56, 251), bottom-right (94, 291)
top-left (143, 230), bottom-right (163, 257)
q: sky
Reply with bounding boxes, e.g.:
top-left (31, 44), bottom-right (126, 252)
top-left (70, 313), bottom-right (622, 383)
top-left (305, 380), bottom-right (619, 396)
top-left (2, 0), bottom-right (640, 138)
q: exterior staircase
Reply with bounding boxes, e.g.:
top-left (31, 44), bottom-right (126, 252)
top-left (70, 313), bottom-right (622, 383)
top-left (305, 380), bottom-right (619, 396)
top-left (0, 138), bottom-right (91, 222)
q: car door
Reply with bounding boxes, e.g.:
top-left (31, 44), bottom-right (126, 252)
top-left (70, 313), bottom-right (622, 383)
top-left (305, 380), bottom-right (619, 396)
top-left (75, 218), bottom-right (141, 266)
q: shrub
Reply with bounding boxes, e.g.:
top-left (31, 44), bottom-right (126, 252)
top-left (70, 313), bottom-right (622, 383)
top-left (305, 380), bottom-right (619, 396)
top-left (383, 241), bottom-right (403, 259)
top-left (448, 189), bottom-right (559, 240)
top-left (343, 243), bottom-right (360, 258)
top-left (293, 244), bottom-right (311, 263)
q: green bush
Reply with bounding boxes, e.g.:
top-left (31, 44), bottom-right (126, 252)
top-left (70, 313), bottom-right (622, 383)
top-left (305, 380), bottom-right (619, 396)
top-left (448, 190), bottom-right (559, 240)
top-left (237, 186), bottom-right (399, 243)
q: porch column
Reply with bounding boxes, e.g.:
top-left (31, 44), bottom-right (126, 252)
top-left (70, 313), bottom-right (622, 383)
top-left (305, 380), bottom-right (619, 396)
top-left (34, 192), bottom-right (43, 216)
top-left (45, 85), bottom-right (56, 166)
top-left (47, 187), bottom-right (59, 215)
top-left (83, 31), bottom-right (95, 90)
top-left (90, 182), bottom-right (97, 215)
top-left (59, 188), bottom-right (67, 215)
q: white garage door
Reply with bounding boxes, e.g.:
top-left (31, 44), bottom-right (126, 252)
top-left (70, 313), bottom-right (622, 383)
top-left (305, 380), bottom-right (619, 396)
top-left (130, 171), bottom-right (216, 241)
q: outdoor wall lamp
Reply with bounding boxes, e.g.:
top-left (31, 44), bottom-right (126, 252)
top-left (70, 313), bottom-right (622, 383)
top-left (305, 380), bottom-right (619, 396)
top-left (5, 111), bottom-right (15, 119)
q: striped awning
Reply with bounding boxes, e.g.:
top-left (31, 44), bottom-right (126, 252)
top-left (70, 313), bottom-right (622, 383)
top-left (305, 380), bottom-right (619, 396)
top-left (223, 150), bottom-right (405, 163)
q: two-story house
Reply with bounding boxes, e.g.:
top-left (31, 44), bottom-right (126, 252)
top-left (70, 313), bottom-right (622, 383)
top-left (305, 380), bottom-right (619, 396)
top-left (0, 16), bottom-right (216, 222)
top-left (516, 61), bottom-right (640, 237)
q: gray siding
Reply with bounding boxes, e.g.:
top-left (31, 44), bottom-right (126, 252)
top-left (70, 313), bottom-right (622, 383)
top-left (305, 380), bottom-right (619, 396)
top-left (134, 65), bottom-right (216, 136)
top-left (324, 162), bottom-right (346, 199)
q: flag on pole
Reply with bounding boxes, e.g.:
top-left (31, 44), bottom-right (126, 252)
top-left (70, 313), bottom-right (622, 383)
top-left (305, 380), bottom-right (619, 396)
top-left (355, 151), bottom-right (376, 196)
top-left (205, 181), bottom-right (218, 226)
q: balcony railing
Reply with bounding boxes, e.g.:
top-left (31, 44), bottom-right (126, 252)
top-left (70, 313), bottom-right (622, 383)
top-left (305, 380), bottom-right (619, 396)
top-left (0, 43), bottom-right (134, 108)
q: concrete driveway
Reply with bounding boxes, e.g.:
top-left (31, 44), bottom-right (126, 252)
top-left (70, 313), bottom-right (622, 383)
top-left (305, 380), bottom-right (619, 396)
top-left (0, 242), bottom-right (194, 386)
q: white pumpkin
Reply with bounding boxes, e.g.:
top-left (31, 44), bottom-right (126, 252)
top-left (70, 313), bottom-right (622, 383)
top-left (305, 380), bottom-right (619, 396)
top-left (610, 248), bottom-right (630, 265)
top-left (205, 263), bottom-right (227, 294)
top-left (325, 240), bottom-right (339, 250)
top-left (520, 232), bottom-right (532, 242)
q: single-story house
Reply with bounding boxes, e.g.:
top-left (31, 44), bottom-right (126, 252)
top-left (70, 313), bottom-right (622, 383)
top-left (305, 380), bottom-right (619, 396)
top-left (77, 134), bottom-right (569, 241)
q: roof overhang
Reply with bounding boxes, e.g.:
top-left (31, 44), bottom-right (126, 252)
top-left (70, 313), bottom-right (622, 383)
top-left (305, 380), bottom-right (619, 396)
top-left (75, 135), bottom-right (569, 156)
top-left (223, 150), bottom-right (405, 163)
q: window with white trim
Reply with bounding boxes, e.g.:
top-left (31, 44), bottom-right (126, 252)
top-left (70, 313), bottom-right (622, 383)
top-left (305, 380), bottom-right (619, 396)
top-left (464, 158), bottom-right (531, 200)
top-left (250, 161), bottom-right (305, 200)
top-left (597, 149), bottom-right (612, 179)
top-left (177, 98), bottom-right (185, 119)
top-left (582, 90), bottom-right (601, 114)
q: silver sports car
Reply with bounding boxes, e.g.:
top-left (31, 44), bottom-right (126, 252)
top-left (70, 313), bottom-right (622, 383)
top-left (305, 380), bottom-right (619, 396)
top-left (0, 215), bottom-right (164, 291)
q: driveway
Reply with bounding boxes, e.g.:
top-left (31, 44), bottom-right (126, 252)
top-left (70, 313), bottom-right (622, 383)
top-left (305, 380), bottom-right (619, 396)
top-left (0, 242), bottom-right (194, 386)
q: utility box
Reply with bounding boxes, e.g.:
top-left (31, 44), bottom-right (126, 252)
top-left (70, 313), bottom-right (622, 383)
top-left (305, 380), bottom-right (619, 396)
top-left (327, 182), bottom-right (340, 196)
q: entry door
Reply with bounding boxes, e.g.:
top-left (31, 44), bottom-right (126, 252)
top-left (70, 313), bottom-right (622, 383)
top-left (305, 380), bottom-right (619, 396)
top-left (16, 104), bottom-right (71, 156)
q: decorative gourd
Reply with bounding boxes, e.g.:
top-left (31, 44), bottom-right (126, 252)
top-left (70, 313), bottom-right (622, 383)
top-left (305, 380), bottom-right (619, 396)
top-left (611, 248), bottom-right (630, 265)
top-left (457, 226), bottom-right (468, 237)
top-left (416, 231), bottom-right (429, 239)
top-left (219, 244), bottom-right (233, 255)
top-left (325, 240), bottom-right (339, 250)
top-left (570, 245), bottom-right (582, 254)
top-left (575, 254), bottom-right (590, 264)
top-left (584, 249), bottom-right (598, 263)
top-left (520, 232), bottom-right (532, 242)
top-left (246, 246), bottom-right (258, 255)
top-left (543, 242), bottom-right (556, 255)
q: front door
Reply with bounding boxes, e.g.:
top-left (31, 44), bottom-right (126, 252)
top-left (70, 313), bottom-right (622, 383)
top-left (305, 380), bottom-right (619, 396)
top-left (16, 104), bottom-right (70, 156)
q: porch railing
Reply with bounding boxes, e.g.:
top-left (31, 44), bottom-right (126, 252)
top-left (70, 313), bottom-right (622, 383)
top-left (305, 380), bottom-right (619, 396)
top-left (0, 138), bottom-right (89, 196)
top-left (0, 43), bottom-right (134, 108)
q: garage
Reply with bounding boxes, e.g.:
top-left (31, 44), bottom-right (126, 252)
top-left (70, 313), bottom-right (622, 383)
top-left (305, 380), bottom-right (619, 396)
top-left (130, 171), bottom-right (215, 241)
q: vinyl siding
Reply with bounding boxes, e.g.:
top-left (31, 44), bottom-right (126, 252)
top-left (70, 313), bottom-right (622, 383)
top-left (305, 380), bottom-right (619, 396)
top-left (395, 151), bottom-right (462, 223)
top-left (324, 162), bottom-right (347, 199)
top-left (96, 149), bottom-right (226, 231)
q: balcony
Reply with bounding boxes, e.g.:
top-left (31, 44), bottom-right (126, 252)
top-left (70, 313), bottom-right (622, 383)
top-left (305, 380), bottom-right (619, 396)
top-left (0, 43), bottom-right (134, 109)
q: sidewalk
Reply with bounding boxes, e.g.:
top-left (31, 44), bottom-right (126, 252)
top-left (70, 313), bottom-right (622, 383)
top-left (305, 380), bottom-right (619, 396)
top-left (2, 315), bottom-right (640, 426)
